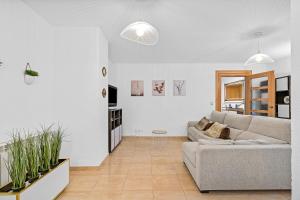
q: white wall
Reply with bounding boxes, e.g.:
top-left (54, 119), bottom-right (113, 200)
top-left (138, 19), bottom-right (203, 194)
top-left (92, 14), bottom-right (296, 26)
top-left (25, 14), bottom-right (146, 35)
top-left (111, 63), bottom-right (245, 136)
top-left (53, 27), bottom-right (108, 166)
top-left (272, 57), bottom-right (291, 77)
top-left (0, 0), bottom-right (109, 167)
top-left (0, 0), bottom-right (54, 141)
top-left (291, 0), bottom-right (300, 199)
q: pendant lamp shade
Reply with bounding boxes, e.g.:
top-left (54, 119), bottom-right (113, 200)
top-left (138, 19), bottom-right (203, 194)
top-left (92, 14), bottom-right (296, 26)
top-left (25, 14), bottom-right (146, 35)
top-left (120, 21), bottom-right (159, 45)
top-left (244, 32), bottom-right (274, 66)
top-left (244, 52), bottom-right (275, 66)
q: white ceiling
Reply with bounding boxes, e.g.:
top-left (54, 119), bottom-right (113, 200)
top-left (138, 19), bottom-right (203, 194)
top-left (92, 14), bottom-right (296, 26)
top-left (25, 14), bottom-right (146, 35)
top-left (22, 0), bottom-right (291, 63)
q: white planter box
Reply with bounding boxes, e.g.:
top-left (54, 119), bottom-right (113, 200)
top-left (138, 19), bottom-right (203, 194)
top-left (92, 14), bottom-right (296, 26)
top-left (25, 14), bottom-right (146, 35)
top-left (0, 159), bottom-right (69, 200)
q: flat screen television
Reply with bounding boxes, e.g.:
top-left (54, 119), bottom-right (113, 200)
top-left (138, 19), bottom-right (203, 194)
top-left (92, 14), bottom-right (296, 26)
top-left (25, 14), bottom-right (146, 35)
top-left (108, 85), bottom-right (117, 107)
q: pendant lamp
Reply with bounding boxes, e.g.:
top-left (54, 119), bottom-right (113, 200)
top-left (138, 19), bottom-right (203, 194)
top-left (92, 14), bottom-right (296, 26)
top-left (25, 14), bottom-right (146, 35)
top-left (120, 21), bottom-right (159, 45)
top-left (244, 32), bottom-right (274, 66)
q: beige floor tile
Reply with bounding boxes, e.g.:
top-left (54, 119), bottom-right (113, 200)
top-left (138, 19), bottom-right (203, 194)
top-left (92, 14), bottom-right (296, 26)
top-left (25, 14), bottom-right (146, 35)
top-left (66, 176), bottom-right (99, 192)
top-left (154, 190), bottom-right (186, 200)
top-left (109, 157), bottom-right (134, 165)
top-left (184, 191), bottom-right (213, 200)
top-left (151, 164), bottom-right (177, 175)
top-left (57, 191), bottom-right (89, 200)
top-left (178, 174), bottom-right (198, 191)
top-left (121, 190), bottom-right (154, 200)
top-left (175, 163), bottom-right (190, 175)
top-left (88, 190), bottom-right (123, 200)
top-left (128, 164), bottom-right (152, 175)
top-left (152, 175), bottom-right (182, 191)
top-left (93, 175), bottom-right (126, 191)
top-left (107, 164), bottom-right (130, 175)
top-left (124, 175), bottom-right (153, 190)
top-left (152, 156), bottom-right (175, 164)
top-left (132, 155), bottom-right (152, 164)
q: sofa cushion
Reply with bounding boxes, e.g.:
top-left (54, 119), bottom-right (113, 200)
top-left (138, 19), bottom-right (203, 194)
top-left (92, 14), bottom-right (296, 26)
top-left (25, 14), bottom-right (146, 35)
top-left (198, 139), bottom-right (234, 145)
top-left (205, 122), bottom-right (230, 139)
top-left (182, 142), bottom-right (198, 167)
top-left (229, 128), bottom-right (244, 140)
top-left (236, 131), bottom-right (288, 144)
top-left (224, 113), bottom-right (252, 130)
top-left (194, 117), bottom-right (213, 131)
top-left (233, 139), bottom-right (273, 145)
top-left (188, 127), bottom-right (215, 141)
top-left (210, 111), bottom-right (226, 123)
top-left (247, 116), bottom-right (291, 143)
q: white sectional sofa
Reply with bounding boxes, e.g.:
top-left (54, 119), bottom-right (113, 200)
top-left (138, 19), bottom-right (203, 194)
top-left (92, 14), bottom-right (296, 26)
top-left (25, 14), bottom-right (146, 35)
top-left (183, 111), bottom-right (291, 192)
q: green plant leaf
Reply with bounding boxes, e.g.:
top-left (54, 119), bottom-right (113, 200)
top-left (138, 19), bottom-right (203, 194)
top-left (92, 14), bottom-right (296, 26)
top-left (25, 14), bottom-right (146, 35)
top-left (25, 69), bottom-right (39, 77)
top-left (5, 131), bottom-right (27, 190)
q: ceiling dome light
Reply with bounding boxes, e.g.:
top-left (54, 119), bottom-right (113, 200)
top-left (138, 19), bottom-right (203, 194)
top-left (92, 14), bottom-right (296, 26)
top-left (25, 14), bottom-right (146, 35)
top-left (136, 29), bottom-right (145, 37)
top-left (245, 53), bottom-right (274, 66)
top-left (244, 32), bottom-right (274, 66)
top-left (120, 21), bottom-right (159, 45)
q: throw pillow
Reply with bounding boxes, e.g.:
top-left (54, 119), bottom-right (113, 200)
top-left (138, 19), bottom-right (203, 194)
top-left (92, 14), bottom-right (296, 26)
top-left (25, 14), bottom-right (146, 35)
top-left (198, 139), bottom-right (234, 145)
top-left (194, 117), bottom-right (214, 131)
top-left (205, 122), bottom-right (230, 139)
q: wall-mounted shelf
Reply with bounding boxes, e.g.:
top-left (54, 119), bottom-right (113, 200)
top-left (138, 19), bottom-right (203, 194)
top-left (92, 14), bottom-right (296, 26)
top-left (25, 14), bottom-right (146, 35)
top-left (252, 86), bottom-right (268, 90)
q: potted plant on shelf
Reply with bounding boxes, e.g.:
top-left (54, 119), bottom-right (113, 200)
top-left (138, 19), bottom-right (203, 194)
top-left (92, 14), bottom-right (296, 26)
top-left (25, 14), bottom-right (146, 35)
top-left (38, 126), bottom-right (51, 174)
top-left (25, 133), bottom-right (39, 183)
top-left (6, 133), bottom-right (27, 192)
top-left (50, 125), bottom-right (64, 168)
top-left (24, 63), bottom-right (39, 85)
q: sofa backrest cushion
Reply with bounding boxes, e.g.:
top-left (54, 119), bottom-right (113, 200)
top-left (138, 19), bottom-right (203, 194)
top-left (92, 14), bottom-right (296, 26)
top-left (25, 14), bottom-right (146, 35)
top-left (247, 116), bottom-right (291, 143)
top-left (224, 113), bottom-right (252, 131)
top-left (236, 131), bottom-right (288, 144)
top-left (210, 111), bottom-right (226, 124)
top-left (229, 128), bottom-right (244, 140)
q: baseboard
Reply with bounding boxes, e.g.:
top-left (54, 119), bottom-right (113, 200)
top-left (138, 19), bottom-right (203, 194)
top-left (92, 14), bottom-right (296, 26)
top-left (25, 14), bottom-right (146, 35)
top-left (70, 154), bottom-right (109, 170)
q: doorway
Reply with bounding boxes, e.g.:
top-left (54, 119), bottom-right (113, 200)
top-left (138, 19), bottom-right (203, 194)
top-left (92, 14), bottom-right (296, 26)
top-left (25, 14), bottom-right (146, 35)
top-left (215, 70), bottom-right (276, 117)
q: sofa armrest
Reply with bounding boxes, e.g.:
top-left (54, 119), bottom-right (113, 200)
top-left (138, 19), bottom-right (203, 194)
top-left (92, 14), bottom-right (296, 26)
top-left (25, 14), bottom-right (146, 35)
top-left (196, 144), bottom-right (291, 191)
top-left (187, 121), bottom-right (198, 128)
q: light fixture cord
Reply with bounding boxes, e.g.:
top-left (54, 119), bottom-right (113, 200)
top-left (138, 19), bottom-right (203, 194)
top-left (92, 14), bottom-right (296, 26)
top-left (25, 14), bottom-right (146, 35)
top-left (257, 37), bottom-right (261, 54)
top-left (256, 32), bottom-right (263, 54)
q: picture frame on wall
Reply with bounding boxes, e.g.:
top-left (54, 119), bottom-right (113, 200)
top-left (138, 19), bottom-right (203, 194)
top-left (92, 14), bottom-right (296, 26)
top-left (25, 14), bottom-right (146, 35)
top-left (152, 80), bottom-right (165, 96)
top-left (131, 80), bottom-right (144, 96)
top-left (173, 80), bottom-right (186, 96)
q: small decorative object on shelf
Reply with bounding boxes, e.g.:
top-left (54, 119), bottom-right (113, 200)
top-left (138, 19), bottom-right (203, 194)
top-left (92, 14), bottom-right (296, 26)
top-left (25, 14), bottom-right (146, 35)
top-left (102, 88), bottom-right (107, 98)
top-left (24, 63), bottom-right (39, 85)
top-left (102, 66), bottom-right (107, 77)
top-left (283, 96), bottom-right (290, 104)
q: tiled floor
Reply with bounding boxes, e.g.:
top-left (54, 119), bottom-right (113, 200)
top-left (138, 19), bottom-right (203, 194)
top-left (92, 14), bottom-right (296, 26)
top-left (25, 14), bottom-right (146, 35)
top-left (57, 137), bottom-right (291, 200)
